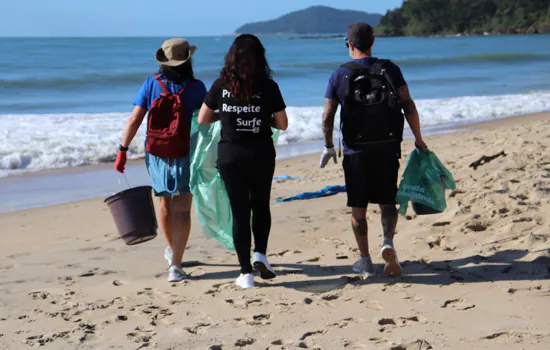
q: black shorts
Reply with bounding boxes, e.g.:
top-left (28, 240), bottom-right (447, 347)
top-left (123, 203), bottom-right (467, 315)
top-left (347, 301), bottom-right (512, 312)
top-left (342, 151), bottom-right (400, 207)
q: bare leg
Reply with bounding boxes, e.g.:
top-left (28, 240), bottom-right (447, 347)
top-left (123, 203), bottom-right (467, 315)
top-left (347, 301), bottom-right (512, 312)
top-left (380, 204), bottom-right (398, 246)
top-left (380, 204), bottom-right (402, 278)
top-left (351, 207), bottom-right (369, 257)
top-left (170, 193), bottom-right (193, 267)
top-left (158, 197), bottom-right (173, 250)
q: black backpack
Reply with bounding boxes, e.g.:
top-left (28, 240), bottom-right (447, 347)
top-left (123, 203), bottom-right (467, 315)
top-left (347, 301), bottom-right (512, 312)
top-left (340, 59), bottom-right (404, 151)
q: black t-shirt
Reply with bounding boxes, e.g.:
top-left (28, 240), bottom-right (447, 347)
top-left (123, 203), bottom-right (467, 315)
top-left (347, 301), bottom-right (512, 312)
top-left (204, 78), bottom-right (286, 164)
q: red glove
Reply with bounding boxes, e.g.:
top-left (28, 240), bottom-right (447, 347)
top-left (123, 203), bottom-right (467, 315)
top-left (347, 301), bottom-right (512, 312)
top-left (115, 151), bottom-right (127, 173)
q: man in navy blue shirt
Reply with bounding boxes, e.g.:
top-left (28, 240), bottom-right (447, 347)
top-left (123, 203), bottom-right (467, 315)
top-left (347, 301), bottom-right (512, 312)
top-left (320, 23), bottom-right (428, 278)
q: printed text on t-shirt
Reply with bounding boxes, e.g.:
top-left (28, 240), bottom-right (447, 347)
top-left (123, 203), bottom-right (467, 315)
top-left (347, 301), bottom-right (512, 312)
top-left (222, 89), bottom-right (261, 115)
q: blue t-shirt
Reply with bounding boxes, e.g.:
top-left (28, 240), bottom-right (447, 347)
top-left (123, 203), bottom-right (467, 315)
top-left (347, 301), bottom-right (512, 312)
top-left (133, 73), bottom-right (207, 123)
top-left (325, 57), bottom-right (407, 155)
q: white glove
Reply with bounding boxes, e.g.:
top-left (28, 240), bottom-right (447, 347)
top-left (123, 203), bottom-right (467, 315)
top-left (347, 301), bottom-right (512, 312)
top-left (320, 146), bottom-right (337, 168)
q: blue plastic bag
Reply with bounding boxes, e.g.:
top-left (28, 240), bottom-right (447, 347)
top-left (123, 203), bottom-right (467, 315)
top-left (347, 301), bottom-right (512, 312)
top-left (189, 112), bottom-right (279, 250)
top-left (395, 149), bottom-right (456, 216)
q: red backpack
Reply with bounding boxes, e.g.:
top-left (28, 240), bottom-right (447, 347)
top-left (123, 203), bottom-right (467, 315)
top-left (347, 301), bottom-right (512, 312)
top-left (146, 74), bottom-right (196, 159)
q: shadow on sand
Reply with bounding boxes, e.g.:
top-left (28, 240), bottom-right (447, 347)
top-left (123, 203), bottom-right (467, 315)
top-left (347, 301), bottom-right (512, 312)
top-left (184, 249), bottom-right (550, 294)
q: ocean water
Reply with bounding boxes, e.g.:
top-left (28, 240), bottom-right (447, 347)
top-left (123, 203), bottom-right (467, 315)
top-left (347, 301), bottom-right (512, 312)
top-left (1, 35), bottom-right (550, 177)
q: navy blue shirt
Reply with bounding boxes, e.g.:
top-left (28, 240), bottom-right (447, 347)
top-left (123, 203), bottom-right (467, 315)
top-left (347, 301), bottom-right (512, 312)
top-left (325, 57), bottom-right (407, 155)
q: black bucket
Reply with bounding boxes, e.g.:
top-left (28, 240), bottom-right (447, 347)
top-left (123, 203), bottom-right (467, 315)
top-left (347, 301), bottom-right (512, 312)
top-left (104, 186), bottom-right (158, 245)
top-left (412, 202), bottom-right (443, 215)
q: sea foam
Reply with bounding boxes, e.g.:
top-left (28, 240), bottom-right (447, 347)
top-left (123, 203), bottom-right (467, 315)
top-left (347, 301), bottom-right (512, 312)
top-left (1, 91), bottom-right (549, 177)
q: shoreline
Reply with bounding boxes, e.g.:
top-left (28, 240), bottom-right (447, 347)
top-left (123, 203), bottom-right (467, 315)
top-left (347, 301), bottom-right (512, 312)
top-left (375, 31), bottom-right (549, 38)
top-left (261, 32), bottom-right (550, 39)
top-left (0, 112), bottom-right (548, 214)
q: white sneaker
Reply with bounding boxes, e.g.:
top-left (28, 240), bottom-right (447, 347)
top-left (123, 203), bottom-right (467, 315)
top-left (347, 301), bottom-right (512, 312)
top-left (164, 246), bottom-right (172, 266)
top-left (381, 243), bottom-right (403, 278)
top-left (168, 265), bottom-right (187, 282)
top-left (252, 252), bottom-right (276, 280)
top-left (236, 273), bottom-right (254, 289)
top-left (352, 256), bottom-right (374, 277)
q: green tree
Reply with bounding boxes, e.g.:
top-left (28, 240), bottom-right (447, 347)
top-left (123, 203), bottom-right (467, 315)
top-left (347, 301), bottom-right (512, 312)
top-left (375, 0), bottom-right (550, 36)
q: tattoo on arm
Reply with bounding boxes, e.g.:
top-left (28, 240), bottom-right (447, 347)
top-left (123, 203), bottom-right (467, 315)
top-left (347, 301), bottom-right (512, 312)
top-left (397, 85), bottom-right (418, 119)
top-left (322, 99), bottom-right (338, 148)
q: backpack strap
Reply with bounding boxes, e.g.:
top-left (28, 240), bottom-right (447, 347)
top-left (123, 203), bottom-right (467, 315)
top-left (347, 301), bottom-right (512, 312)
top-left (367, 59), bottom-right (399, 97)
top-left (176, 79), bottom-right (197, 95)
top-left (154, 74), bottom-right (170, 94)
top-left (370, 59), bottom-right (388, 74)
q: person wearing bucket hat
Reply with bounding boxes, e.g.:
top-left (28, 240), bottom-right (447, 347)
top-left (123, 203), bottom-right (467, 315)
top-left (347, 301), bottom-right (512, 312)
top-left (116, 38), bottom-right (207, 283)
top-left (320, 23), bottom-right (428, 279)
top-left (155, 38), bottom-right (198, 67)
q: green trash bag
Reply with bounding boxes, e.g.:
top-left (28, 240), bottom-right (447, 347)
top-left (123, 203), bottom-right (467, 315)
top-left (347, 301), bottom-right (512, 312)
top-left (189, 111), bottom-right (279, 250)
top-left (395, 149), bottom-right (456, 216)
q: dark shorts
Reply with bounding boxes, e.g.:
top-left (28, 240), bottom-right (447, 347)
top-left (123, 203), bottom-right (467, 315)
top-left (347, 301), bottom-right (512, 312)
top-left (342, 152), bottom-right (400, 207)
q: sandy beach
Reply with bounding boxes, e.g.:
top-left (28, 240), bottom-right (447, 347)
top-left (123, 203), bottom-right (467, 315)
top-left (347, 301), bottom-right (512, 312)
top-left (1, 113), bottom-right (550, 350)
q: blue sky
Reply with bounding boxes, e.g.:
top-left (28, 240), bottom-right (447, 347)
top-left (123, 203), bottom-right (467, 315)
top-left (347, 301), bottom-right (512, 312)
top-left (0, 0), bottom-right (403, 37)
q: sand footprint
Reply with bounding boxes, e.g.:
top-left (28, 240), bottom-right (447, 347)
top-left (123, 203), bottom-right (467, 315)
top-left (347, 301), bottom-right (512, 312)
top-left (391, 339), bottom-right (433, 349)
top-left (234, 338), bottom-right (256, 347)
top-left (482, 331), bottom-right (544, 342)
top-left (24, 331), bottom-right (70, 347)
top-left (268, 250), bottom-right (301, 257)
top-left (205, 282), bottom-right (234, 296)
top-left (318, 292), bottom-right (342, 305)
top-left (227, 296), bottom-right (266, 309)
top-left (328, 317), bottom-right (355, 329)
top-left (378, 316), bottom-right (427, 329)
top-left (78, 268), bottom-right (100, 278)
top-left (300, 330), bottom-right (325, 341)
top-left (360, 298), bottom-right (384, 310)
top-left (441, 298), bottom-right (462, 308)
top-left (234, 313), bottom-right (272, 326)
top-left (369, 337), bottom-right (391, 345)
top-left (185, 322), bottom-right (211, 335)
top-left (297, 257), bottom-right (321, 264)
top-left (126, 330), bottom-right (154, 345)
top-left (341, 340), bottom-right (369, 349)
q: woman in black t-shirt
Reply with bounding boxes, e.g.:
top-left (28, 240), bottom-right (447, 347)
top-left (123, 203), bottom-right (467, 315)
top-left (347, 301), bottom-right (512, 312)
top-left (198, 34), bottom-right (288, 289)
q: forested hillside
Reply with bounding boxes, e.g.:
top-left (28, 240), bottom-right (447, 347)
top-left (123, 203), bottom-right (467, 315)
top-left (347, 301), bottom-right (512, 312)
top-left (236, 6), bottom-right (381, 34)
top-left (376, 0), bottom-right (550, 36)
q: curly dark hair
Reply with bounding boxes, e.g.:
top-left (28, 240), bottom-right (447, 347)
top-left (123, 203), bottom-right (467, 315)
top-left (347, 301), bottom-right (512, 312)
top-left (158, 59), bottom-right (194, 84)
top-left (221, 34), bottom-right (272, 104)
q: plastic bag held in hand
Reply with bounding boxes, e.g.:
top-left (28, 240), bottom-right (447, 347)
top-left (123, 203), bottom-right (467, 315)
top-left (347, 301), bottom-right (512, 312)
top-left (189, 110), bottom-right (280, 250)
top-left (320, 146), bottom-right (337, 168)
top-left (115, 151), bottom-right (127, 173)
top-left (395, 149), bottom-right (456, 216)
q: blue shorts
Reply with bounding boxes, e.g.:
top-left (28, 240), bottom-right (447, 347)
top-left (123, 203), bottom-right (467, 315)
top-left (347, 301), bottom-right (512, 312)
top-left (145, 153), bottom-right (191, 197)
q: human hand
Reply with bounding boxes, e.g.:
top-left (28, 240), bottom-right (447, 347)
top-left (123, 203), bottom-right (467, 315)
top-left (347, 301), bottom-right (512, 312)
top-left (115, 150), bottom-right (127, 173)
top-left (415, 139), bottom-right (428, 153)
top-left (320, 146), bottom-right (337, 168)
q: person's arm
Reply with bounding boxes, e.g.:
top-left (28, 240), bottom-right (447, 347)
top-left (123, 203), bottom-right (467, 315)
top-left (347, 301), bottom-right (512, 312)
top-left (121, 105), bottom-right (147, 148)
top-left (322, 98), bottom-right (339, 148)
top-left (319, 98), bottom-right (339, 168)
top-left (197, 103), bottom-right (220, 124)
top-left (272, 110), bottom-right (288, 130)
top-left (398, 85), bottom-right (428, 151)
